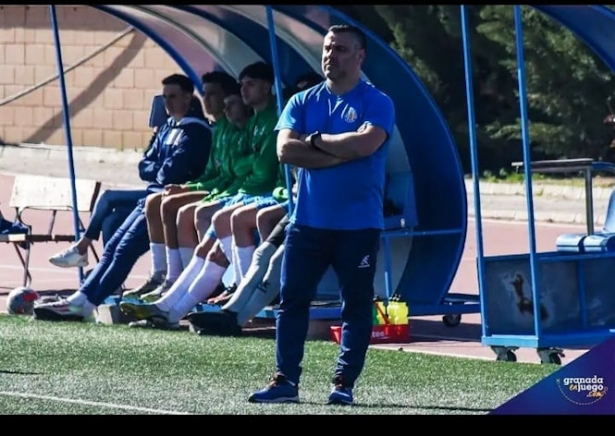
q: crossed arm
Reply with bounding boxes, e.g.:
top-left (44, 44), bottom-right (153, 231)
top-left (277, 124), bottom-right (388, 169)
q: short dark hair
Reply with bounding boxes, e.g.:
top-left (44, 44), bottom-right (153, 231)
top-left (327, 24), bottom-right (367, 52)
top-left (202, 71), bottom-right (239, 97)
top-left (295, 72), bottom-right (324, 89)
top-left (161, 73), bottom-right (194, 95)
top-left (188, 96), bottom-right (206, 120)
top-left (238, 61), bottom-right (274, 84)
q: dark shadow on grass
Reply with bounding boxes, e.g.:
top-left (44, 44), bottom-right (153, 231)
top-left (250, 401), bottom-right (491, 413)
top-left (351, 403), bottom-right (492, 413)
top-left (0, 369), bottom-right (42, 375)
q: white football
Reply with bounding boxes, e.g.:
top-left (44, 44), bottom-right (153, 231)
top-left (7, 286), bottom-right (40, 315)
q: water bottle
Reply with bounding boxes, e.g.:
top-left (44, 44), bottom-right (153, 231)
top-left (388, 301), bottom-right (409, 325)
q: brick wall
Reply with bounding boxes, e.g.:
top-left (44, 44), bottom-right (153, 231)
top-left (0, 5), bottom-right (184, 150)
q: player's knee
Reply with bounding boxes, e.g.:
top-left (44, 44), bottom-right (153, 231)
top-left (255, 207), bottom-right (269, 223)
top-left (231, 208), bottom-right (243, 227)
top-left (256, 209), bottom-right (270, 232)
top-left (175, 208), bottom-right (191, 230)
top-left (144, 192), bottom-right (162, 218)
top-left (211, 208), bottom-right (226, 226)
top-left (196, 205), bottom-right (214, 229)
top-left (160, 197), bottom-right (172, 220)
top-left (161, 197), bottom-right (180, 224)
top-left (177, 203), bottom-right (193, 220)
top-left (231, 207), bottom-right (253, 232)
top-left (97, 189), bottom-right (112, 203)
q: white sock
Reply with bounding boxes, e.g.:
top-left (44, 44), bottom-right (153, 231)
top-left (231, 241), bottom-right (242, 286)
top-left (219, 235), bottom-right (238, 285)
top-left (150, 243), bottom-right (167, 276)
top-left (235, 244), bottom-right (285, 326)
top-left (166, 247), bottom-right (183, 282)
top-left (218, 236), bottom-right (233, 262)
top-left (236, 245), bottom-right (256, 281)
top-left (179, 247), bottom-right (194, 269)
top-left (167, 261), bottom-right (227, 323)
top-left (223, 242), bottom-right (277, 312)
top-left (156, 255), bottom-right (206, 312)
top-left (67, 291), bottom-right (87, 306)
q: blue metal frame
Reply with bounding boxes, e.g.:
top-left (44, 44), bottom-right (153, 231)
top-left (513, 5), bottom-right (543, 343)
top-left (49, 5), bottom-right (84, 284)
top-left (265, 5), bottom-right (295, 215)
top-left (462, 5), bottom-right (615, 357)
top-left (177, 5), bottom-right (313, 86)
top-left (460, 5), bottom-right (488, 337)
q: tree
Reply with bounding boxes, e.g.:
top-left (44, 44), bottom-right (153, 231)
top-left (371, 5), bottom-right (615, 172)
top-left (477, 6), bottom-right (615, 160)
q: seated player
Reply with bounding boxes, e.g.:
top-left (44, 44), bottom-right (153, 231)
top-left (187, 188), bottom-right (294, 336)
top-left (135, 61), bottom-right (280, 304)
top-left (117, 62), bottom-right (283, 326)
top-left (47, 96), bottom-right (206, 268)
top-left (204, 166), bottom-right (290, 306)
top-left (32, 74), bottom-right (213, 322)
top-left (123, 73), bottom-right (250, 300)
top-left (118, 179), bottom-right (288, 330)
top-left (203, 72), bottom-right (323, 308)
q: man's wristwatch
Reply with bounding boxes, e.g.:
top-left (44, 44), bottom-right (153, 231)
top-left (310, 131), bottom-right (321, 147)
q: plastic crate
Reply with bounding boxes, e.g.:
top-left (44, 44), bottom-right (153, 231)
top-left (330, 323), bottom-right (410, 345)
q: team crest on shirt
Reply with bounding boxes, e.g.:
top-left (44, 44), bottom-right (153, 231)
top-left (343, 106), bottom-right (358, 123)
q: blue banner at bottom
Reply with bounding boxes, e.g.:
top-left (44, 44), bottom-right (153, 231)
top-left (491, 337), bottom-right (615, 414)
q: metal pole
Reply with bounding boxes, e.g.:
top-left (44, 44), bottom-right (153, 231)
top-left (265, 5), bottom-right (295, 215)
top-left (513, 5), bottom-right (541, 340)
top-left (50, 5), bottom-right (84, 284)
top-left (583, 167), bottom-right (595, 235)
top-left (460, 5), bottom-right (489, 338)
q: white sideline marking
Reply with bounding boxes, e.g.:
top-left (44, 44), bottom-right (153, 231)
top-left (0, 391), bottom-right (191, 415)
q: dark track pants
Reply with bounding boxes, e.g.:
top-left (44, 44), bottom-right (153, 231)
top-left (275, 223), bottom-right (380, 387)
top-left (81, 202), bottom-right (150, 306)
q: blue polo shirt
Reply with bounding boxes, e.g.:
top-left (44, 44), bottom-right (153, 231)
top-left (275, 79), bottom-right (395, 230)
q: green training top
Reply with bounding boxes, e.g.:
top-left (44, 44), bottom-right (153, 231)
top-left (237, 99), bottom-right (280, 196)
top-left (206, 99), bottom-right (280, 201)
top-left (201, 124), bottom-right (252, 202)
top-left (183, 116), bottom-right (235, 192)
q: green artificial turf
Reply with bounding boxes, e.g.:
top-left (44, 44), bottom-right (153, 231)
top-left (0, 315), bottom-right (557, 414)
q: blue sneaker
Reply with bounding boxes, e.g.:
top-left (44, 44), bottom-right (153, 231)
top-left (248, 373), bottom-right (299, 403)
top-left (328, 378), bottom-right (354, 405)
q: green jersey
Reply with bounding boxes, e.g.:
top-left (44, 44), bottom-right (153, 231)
top-left (238, 100), bottom-right (280, 196)
top-left (184, 116), bottom-right (234, 192)
top-left (201, 125), bottom-right (251, 201)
